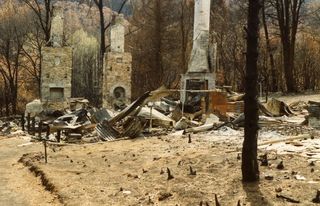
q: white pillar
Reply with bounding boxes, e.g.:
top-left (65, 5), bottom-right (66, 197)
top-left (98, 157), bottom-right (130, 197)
top-left (193, 0), bottom-right (211, 39)
top-left (188, 0), bottom-right (211, 73)
top-left (50, 6), bottom-right (64, 47)
top-left (110, 15), bottom-right (125, 53)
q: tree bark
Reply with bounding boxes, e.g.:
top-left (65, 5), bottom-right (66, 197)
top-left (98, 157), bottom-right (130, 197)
top-left (274, 0), bottom-right (304, 92)
top-left (154, 0), bottom-right (163, 86)
top-left (98, 1), bottom-right (105, 106)
top-left (22, 0), bottom-right (52, 44)
top-left (262, 0), bottom-right (277, 92)
top-left (242, 0), bottom-right (261, 182)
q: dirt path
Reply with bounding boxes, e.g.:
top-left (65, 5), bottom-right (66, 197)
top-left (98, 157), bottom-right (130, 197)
top-left (0, 136), bottom-right (61, 206)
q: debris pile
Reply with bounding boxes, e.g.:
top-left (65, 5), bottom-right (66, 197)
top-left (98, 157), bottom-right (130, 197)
top-left (1, 88), bottom-right (320, 151)
top-left (307, 101), bottom-right (320, 129)
top-left (0, 116), bottom-right (23, 136)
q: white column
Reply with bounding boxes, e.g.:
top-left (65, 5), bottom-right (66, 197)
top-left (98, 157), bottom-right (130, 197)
top-left (110, 15), bottom-right (125, 53)
top-left (188, 0), bottom-right (211, 73)
top-left (193, 0), bottom-right (211, 39)
top-left (50, 7), bottom-right (64, 47)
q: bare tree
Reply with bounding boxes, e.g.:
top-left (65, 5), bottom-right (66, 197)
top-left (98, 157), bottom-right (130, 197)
top-left (21, 0), bottom-right (52, 44)
top-left (21, 0), bottom-right (53, 98)
top-left (242, 0), bottom-right (261, 182)
top-left (179, 0), bottom-right (193, 76)
top-left (0, 2), bottom-right (30, 115)
top-left (271, 0), bottom-right (305, 92)
top-left (21, 20), bottom-right (46, 96)
top-left (129, 0), bottom-right (188, 99)
top-left (211, 0), bottom-right (247, 91)
top-left (262, 0), bottom-right (277, 92)
top-left (129, 0), bottom-right (164, 96)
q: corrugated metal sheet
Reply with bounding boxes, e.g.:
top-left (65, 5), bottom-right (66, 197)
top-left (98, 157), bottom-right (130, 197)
top-left (96, 120), bottom-right (120, 141)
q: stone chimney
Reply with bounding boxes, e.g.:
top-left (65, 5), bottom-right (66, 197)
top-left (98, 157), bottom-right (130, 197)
top-left (188, 0), bottom-right (211, 73)
top-left (50, 6), bottom-right (64, 47)
top-left (110, 14), bottom-right (125, 53)
top-left (180, 0), bottom-right (216, 105)
top-left (41, 5), bottom-right (72, 110)
top-left (103, 14), bottom-right (132, 109)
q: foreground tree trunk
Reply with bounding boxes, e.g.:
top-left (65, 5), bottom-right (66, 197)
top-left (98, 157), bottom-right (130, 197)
top-left (242, 0), bottom-right (261, 182)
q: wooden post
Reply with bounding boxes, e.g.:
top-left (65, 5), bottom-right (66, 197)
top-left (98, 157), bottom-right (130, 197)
top-left (21, 114), bottom-right (25, 131)
top-left (149, 106), bottom-right (153, 132)
top-left (27, 113), bottom-right (30, 134)
top-left (265, 84), bottom-right (269, 103)
top-left (43, 139), bottom-right (48, 164)
top-left (201, 97), bottom-right (206, 114)
top-left (57, 130), bottom-right (61, 142)
top-left (46, 124), bottom-right (50, 139)
top-left (31, 117), bottom-right (36, 136)
top-left (38, 121), bottom-right (43, 139)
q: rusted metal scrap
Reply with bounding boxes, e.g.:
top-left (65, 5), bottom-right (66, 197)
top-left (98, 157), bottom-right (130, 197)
top-left (96, 92), bottom-right (151, 141)
top-left (97, 87), bottom-right (174, 141)
top-left (46, 109), bottom-right (94, 142)
top-left (96, 119), bottom-right (120, 141)
top-left (122, 116), bottom-right (147, 138)
top-left (108, 92), bottom-right (150, 125)
top-left (306, 102), bottom-right (320, 129)
top-left (89, 108), bottom-right (112, 123)
top-left (259, 98), bottom-right (294, 117)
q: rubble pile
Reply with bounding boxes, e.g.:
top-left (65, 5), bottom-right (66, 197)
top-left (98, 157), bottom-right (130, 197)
top-left (1, 88), bottom-right (320, 153)
top-left (0, 116), bottom-right (23, 136)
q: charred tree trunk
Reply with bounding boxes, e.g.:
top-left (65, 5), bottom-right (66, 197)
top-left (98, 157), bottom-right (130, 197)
top-left (0, 89), bottom-right (2, 117)
top-left (154, 0), bottom-right (163, 86)
top-left (179, 0), bottom-right (192, 76)
top-left (242, 0), bottom-right (261, 182)
top-left (96, 0), bottom-right (106, 106)
top-left (22, 0), bottom-right (52, 44)
top-left (274, 0), bottom-right (304, 93)
top-left (10, 83), bottom-right (17, 114)
top-left (180, 1), bottom-right (188, 75)
top-left (283, 44), bottom-right (295, 92)
top-left (38, 45), bottom-right (42, 97)
top-left (44, 0), bottom-right (52, 43)
top-left (262, 1), bottom-right (277, 92)
top-left (4, 83), bottom-right (10, 117)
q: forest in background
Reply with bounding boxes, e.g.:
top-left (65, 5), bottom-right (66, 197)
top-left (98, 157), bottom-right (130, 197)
top-left (0, 0), bottom-right (320, 116)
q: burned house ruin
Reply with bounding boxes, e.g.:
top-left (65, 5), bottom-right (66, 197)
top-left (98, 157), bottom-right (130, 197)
top-left (41, 7), bottom-right (73, 110)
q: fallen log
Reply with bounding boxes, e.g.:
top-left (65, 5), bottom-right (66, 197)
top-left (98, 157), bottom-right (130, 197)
top-left (258, 134), bottom-right (311, 147)
top-left (184, 124), bottom-right (215, 133)
top-left (276, 194), bottom-right (300, 203)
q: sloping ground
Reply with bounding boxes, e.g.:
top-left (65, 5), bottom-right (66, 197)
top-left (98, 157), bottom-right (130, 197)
top-left (0, 136), bottom-right (61, 206)
top-left (18, 134), bottom-right (320, 205)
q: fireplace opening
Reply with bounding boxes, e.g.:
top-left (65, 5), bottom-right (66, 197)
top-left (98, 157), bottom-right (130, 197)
top-left (113, 86), bottom-right (126, 110)
top-left (49, 87), bottom-right (64, 101)
top-left (113, 86), bottom-right (126, 99)
top-left (184, 79), bottom-right (209, 112)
